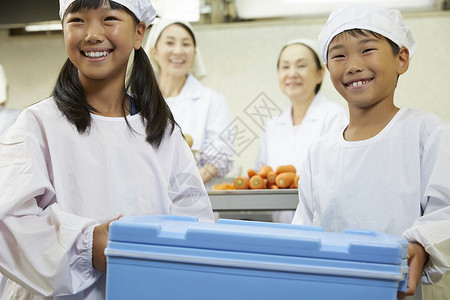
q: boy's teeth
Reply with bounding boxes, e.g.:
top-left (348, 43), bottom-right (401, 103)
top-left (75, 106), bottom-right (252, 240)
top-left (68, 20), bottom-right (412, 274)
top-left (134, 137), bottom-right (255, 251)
top-left (85, 51), bottom-right (109, 58)
top-left (352, 80), bottom-right (366, 87)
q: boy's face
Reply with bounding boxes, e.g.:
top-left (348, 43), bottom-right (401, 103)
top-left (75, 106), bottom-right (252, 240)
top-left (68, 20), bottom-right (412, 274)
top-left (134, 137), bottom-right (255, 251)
top-left (326, 31), bottom-right (409, 110)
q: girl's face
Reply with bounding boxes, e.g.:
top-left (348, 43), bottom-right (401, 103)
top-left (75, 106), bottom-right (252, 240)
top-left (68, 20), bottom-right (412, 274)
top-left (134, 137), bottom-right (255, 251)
top-left (151, 24), bottom-right (196, 78)
top-left (277, 44), bottom-right (324, 102)
top-left (326, 31), bottom-right (409, 110)
top-left (63, 2), bottom-right (145, 83)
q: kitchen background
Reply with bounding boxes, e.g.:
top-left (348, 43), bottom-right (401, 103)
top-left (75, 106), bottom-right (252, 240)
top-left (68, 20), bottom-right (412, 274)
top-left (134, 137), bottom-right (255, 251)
top-left (1, 0), bottom-right (449, 180)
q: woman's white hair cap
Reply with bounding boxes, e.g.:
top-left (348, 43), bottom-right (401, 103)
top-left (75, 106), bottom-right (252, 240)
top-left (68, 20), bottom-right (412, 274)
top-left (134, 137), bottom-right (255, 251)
top-left (143, 18), bottom-right (207, 79)
top-left (0, 65), bottom-right (7, 104)
top-left (284, 38), bottom-right (320, 60)
top-left (59, 0), bottom-right (156, 27)
top-left (318, 3), bottom-right (415, 63)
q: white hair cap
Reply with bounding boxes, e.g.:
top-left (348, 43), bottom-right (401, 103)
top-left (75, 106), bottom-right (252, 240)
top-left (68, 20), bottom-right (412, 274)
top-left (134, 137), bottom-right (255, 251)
top-left (319, 3), bottom-right (415, 63)
top-left (282, 38), bottom-right (321, 64)
top-left (59, 0), bottom-right (156, 27)
top-left (144, 18), bottom-right (207, 79)
top-left (0, 65), bottom-right (7, 104)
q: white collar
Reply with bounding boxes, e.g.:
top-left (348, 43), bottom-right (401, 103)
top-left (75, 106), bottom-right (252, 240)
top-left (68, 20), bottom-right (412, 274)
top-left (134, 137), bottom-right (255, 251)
top-left (278, 92), bottom-right (327, 125)
top-left (170, 74), bottom-right (203, 101)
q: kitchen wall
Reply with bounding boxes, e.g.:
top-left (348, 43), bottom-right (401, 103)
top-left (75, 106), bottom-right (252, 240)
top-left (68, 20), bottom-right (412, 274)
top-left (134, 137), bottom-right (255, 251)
top-left (1, 11), bottom-right (449, 179)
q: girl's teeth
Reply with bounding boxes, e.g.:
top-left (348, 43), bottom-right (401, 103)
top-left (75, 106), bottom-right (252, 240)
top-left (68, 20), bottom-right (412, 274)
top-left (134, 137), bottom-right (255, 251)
top-left (85, 51), bottom-right (108, 58)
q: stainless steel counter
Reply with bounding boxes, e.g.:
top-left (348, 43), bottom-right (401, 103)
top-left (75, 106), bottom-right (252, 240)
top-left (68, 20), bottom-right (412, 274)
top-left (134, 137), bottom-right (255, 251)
top-left (207, 189), bottom-right (298, 211)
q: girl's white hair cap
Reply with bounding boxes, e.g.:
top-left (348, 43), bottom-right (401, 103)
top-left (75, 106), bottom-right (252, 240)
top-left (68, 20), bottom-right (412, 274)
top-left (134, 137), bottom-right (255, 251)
top-left (143, 18), bottom-right (207, 79)
top-left (59, 0), bottom-right (156, 27)
top-left (318, 3), bottom-right (415, 63)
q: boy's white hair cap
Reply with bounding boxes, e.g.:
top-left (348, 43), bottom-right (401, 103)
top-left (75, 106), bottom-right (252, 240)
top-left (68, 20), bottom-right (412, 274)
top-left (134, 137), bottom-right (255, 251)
top-left (59, 0), bottom-right (156, 27)
top-left (319, 3), bottom-right (415, 63)
top-left (143, 18), bottom-right (207, 79)
top-left (0, 64), bottom-right (7, 104)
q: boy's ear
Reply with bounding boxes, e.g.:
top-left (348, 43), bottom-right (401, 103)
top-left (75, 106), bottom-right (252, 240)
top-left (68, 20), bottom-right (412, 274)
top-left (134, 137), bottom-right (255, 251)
top-left (397, 47), bottom-right (409, 75)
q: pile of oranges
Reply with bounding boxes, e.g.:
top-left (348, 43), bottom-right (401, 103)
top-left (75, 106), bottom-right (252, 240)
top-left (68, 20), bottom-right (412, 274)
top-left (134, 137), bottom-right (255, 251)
top-left (212, 164), bottom-right (299, 190)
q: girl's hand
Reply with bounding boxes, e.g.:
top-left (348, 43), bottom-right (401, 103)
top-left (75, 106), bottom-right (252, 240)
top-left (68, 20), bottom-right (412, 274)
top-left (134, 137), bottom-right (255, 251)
top-left (92, 215), bottom-right (122, 273)
top-left (397, 242), bottom-right (428, 299)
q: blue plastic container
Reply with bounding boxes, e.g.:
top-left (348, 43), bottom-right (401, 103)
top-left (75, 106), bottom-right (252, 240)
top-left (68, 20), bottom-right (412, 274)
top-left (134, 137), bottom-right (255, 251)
top-left (105, 215), bottom-right (408, 300)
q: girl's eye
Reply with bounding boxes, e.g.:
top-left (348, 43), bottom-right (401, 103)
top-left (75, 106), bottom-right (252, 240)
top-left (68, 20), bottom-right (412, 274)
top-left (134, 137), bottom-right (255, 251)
top-left (105, 16), bottom-right (118, 21)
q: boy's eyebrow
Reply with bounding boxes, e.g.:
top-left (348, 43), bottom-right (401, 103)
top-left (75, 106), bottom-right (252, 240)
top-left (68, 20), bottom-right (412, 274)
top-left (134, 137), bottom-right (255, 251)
top-left (328, 37), bottom-right (381, 53)
top-left (328, 44), bottom-right (344, 54)
top-left (359, 38), bottom-right (381, 45)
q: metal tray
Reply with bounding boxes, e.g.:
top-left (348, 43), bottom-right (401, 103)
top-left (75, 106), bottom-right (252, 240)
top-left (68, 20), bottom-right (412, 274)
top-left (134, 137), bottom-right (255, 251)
top-left (207, 189), bottom-right (298, 211)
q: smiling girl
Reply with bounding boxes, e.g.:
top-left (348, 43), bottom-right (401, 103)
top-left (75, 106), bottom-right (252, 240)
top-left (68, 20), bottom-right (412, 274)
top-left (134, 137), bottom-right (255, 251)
top-left (0, 1), bottom-right (214, 299)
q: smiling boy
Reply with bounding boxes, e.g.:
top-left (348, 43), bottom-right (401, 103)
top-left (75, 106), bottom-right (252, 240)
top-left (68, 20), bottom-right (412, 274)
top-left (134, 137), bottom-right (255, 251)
top-left (327, 29), bottom-right (407, 141)
top-left (291, 4), bottom-right (450, 299)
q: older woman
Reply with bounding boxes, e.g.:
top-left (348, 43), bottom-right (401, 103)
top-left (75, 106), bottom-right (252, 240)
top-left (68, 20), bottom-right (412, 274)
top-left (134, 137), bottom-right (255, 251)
top-left (145, 19), bottom-right (234, 185)
top-left (256, 39), bottom-right (348, 223)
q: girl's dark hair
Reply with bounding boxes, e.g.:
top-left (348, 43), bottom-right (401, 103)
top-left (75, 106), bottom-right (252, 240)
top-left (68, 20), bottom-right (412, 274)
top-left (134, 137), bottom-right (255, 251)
top-left (53, 0), bottom-right (175, 148)
top-left (277, 43), bottom-right (324, 94)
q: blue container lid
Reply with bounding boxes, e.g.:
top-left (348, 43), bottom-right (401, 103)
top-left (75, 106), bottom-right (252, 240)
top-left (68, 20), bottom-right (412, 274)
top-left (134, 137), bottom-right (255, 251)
top-left (108, 215), bottom-right (408, 265)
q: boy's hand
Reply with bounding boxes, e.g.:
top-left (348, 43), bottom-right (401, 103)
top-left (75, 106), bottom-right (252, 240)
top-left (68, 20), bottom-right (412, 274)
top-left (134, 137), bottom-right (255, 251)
top-left (397, 242), bottom-right (428, 299)
top-left (92, 215), bottom-right (122, 273)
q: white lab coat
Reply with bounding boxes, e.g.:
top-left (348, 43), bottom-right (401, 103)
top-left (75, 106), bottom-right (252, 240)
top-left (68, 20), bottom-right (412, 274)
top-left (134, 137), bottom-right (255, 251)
top-left (256, 92), bottom-right (347, 172)
top-left (0, 105), bottom-right (22, 299)
top-left (0, 98), bottom-right (214, 299)
top-left (256, 93), bottom-right (348, 223)
top-left (292, 109), bottom-right (450, 295)
top-left (166, 75), bottom-right (234, 179)
top-left (0, 106), bottom-right (22, 299)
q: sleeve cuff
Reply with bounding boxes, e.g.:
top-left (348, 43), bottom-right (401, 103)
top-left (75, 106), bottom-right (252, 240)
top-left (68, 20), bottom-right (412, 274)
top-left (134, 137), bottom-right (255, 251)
top-left (82, 224), bottom-right (102, 279)
top-left (403, 224), bottom-right (449, 285)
